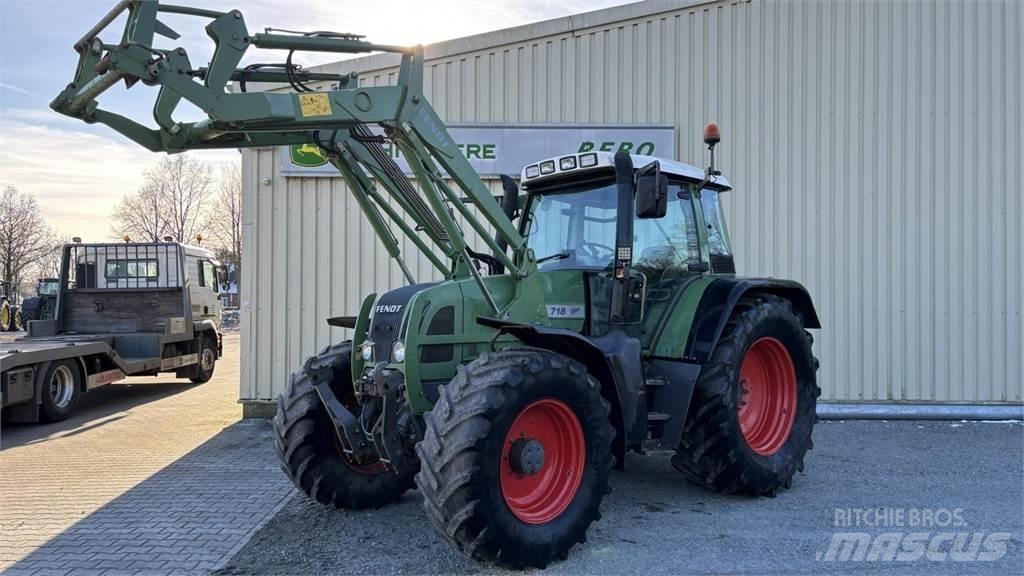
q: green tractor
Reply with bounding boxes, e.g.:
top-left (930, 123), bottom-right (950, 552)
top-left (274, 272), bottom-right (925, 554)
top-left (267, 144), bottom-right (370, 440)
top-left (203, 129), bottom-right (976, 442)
top-left (52, 2), bottom-right (820, 568)
top-left (19, 278), bottom-right (59, 325)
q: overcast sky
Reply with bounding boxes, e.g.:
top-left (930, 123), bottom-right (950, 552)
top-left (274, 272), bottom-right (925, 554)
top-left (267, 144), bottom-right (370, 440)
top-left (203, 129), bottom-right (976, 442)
top-left (0, 0), bottom-right (632, 240)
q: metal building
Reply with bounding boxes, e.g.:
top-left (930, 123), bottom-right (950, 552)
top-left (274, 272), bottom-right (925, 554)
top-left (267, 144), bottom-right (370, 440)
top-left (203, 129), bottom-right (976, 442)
top-left (239, 0), bottom-right (1023, 416)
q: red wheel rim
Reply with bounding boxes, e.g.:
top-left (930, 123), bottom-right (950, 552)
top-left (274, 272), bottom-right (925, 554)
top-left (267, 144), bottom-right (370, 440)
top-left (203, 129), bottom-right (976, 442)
top-left (500, 399), bottom-right (585, 525)
top-left (737, 337), bottom-right (797, 456)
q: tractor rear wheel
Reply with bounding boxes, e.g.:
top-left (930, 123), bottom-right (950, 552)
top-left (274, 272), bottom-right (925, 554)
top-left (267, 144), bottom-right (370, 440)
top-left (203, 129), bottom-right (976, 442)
top-left (416, 348), bottom-right (614, 569)
top-left (672, 294), bottom-right (819, 496)
top-left (273, 341), bottom-right (417, 509)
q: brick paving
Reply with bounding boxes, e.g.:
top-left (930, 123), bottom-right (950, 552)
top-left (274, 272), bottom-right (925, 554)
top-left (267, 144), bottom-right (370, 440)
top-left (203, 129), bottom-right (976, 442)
top-left (0, 333), bottom-right (296, 575)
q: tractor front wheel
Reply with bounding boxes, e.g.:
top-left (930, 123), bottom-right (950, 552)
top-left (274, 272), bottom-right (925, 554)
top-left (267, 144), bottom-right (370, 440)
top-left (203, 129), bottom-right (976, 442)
top-left (273, 341), bottom-right (417, 509)
top-left (417, 349), bottom-right (613, 569)
top-left (673, 294), bottom-right (819, 496)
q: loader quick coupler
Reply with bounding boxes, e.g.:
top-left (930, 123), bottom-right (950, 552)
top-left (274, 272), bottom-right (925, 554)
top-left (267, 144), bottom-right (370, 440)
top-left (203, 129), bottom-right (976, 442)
top-left (304, 355), bottom-right (375, 465)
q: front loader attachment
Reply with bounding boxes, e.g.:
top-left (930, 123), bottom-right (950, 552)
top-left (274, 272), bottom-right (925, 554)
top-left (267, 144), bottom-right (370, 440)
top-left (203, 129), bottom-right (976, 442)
top-left (53, 0), bottom-right (530, 297)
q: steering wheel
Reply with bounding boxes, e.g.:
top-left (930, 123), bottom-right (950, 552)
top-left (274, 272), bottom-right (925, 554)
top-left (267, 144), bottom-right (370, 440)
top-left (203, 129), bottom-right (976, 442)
top-left (577, 242), bottom-right (614, 261)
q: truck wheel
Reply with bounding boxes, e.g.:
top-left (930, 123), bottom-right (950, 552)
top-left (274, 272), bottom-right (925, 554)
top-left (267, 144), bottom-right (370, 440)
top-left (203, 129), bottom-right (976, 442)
top-left (417, 349), bottom-right (614, 569)
top-left (273, 341), bottom-right (417, 509)
top-left (673, 294), bottom-right (819, 496)
top-left (190, 336), bottom-right (217, 383)
top-left (0, 300), bottom-right (11, 331)
top-left (40, 360), bottom-right (82, 422)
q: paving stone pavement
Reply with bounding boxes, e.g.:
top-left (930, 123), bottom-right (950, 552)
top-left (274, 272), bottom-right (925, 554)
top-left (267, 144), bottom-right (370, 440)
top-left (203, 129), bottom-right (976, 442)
top-left (0, 333), bottom-right (296, 575)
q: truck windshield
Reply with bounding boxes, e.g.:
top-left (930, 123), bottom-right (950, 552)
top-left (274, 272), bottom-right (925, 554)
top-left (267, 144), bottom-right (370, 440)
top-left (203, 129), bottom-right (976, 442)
top-left (525, 181), bottom-right (701, 273)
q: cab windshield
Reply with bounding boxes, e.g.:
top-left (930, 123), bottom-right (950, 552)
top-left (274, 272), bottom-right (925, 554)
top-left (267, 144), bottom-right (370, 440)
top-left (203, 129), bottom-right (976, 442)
top-left (524, 181), bottom-right (701, 274)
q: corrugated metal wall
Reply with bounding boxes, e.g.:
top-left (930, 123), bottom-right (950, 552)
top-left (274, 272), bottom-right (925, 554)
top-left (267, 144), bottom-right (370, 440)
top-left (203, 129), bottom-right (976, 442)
top-left (241, 0), bottom-right (1023, 404)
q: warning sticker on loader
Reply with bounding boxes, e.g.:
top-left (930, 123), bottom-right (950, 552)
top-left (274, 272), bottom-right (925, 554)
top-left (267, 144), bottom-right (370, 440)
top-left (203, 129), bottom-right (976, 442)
top-left (298, 93), bottom-right (332, 117)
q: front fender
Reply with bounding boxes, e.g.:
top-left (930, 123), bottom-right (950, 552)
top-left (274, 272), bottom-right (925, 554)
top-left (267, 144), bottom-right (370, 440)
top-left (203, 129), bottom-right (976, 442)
top-left (476, 317), bottom-right (638, 470)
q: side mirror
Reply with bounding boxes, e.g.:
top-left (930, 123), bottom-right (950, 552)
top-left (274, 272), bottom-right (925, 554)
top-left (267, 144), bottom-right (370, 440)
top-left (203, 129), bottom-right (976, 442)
top-left (635, 162), bottom-right (668, 219)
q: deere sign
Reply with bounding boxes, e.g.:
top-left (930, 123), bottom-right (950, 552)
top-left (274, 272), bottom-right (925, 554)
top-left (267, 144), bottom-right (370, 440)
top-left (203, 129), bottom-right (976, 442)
top-left (280, 124), bottom-right (675, 177)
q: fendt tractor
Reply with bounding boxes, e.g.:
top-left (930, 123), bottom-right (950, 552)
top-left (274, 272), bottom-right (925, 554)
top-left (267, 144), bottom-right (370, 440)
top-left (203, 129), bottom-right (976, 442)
top-left (52, 2), bottom-right (821, 568)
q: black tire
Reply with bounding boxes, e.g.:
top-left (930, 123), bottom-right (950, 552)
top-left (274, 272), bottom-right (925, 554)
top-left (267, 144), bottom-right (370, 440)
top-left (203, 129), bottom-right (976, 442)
top-left (416, 348), bottom-right (614, 569)
top-left (40, 360), bottom-right (82, 422)
top-left (20, 297), bottom-right (40, 323)
top-left (0, 300), bottom-right (11, 332)
top-left (190, 335), bottom-right (217, 384)
top-left (672, 294), bottom-right (820, 496)
top-left (273, 341), bottom-right (417, 509)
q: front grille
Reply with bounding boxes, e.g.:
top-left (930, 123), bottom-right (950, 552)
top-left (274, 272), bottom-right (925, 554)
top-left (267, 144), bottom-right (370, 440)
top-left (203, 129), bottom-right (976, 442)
top-left (369, 311), bottom-right (403, 363)
top-left (367, 282), bottom-right (437, 364)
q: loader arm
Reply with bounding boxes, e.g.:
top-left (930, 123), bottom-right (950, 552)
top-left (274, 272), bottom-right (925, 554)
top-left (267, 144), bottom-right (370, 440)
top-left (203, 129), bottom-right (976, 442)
top-left (51, 0), bottom-right (530, 307)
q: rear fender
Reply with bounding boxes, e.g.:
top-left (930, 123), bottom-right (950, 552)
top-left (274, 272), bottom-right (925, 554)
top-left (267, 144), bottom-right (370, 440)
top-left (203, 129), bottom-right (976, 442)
top-left (477, 317), bottom-right (640, 470)
top-left (685, 278), bottom-right (820, 363)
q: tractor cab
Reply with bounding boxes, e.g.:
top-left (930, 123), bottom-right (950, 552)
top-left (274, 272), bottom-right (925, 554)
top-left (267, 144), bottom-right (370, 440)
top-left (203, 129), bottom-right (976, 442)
top-left (518, 151), bottom-right (734, 348)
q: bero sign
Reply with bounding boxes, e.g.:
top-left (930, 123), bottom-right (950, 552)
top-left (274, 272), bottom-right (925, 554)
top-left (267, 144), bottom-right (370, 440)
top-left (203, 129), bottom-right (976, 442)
top-left (280, 124), bottom-right (675, 177)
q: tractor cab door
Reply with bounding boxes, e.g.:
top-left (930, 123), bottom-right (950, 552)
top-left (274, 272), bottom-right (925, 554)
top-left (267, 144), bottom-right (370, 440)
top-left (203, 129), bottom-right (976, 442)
top-left (525, 179), bottom-right (704, 346)
top-left (589, 181), bottom-right (704, 347)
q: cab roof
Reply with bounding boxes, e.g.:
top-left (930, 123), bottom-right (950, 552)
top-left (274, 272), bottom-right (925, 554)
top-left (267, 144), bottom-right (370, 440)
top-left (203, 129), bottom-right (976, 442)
top-left (520, 152), bottom-right (732, 191)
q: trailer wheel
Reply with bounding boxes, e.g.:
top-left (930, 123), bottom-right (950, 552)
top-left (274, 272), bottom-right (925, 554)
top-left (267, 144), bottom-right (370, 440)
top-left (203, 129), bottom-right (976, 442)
top-left (273, 342), bottom-right (417, 509)
top-left (40, 360), bottom-right (82, 422)
top-left (672, 294), bottom-right (819, 496)
top-left (190, 335), bottom-right (217, 383)
top-left (0, 300), bottom-right (11, 331)
top-left (417, 348), bottom-right (614, 569)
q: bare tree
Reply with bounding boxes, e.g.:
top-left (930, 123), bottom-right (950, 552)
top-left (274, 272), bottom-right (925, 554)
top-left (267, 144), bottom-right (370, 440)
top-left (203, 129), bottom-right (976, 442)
top-left (206, 162), bottom-right (242, 280)
top-left (0, 186), bottom-right (56, 288)
top-left (21, 238), bottom-right (66, 294)
top-left (112, 155), bottom-right (213, 243)
top-left (112, 181), bottom-right (165, 242)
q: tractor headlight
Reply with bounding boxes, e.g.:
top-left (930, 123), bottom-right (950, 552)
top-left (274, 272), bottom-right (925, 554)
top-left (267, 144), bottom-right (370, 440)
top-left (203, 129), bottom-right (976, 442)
top-left (392, 341), bottom-right (406, 363)
top-left (360, 342), bottom-right (373, 362)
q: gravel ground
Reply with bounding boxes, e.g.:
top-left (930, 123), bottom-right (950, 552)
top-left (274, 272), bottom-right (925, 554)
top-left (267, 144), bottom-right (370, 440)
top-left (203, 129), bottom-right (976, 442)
top-left (219, 420), bottom-right (1023, 575)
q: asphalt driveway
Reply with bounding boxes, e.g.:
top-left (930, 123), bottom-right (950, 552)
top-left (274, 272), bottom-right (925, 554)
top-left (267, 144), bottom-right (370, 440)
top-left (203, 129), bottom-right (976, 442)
top-left (219, 419), bottom-right (1023, 576)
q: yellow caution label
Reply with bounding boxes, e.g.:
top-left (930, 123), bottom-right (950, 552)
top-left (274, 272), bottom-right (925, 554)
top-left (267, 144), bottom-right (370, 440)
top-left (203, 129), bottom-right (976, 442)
top-left (298, 93), bottom-right (332, 117)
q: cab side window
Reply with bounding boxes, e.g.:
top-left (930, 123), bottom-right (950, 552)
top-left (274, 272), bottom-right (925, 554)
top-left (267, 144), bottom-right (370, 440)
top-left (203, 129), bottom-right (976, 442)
top-left (201, 261), bottom-right (218, 292)
top-left (632, 183), bottom-right (701, 278)
top-left (699, 191), bottom-right (732, 257)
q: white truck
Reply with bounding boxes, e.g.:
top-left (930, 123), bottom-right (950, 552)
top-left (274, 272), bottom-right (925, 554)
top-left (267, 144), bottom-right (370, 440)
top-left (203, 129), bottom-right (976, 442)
top-left (0, 241), bottom-right (223, 423)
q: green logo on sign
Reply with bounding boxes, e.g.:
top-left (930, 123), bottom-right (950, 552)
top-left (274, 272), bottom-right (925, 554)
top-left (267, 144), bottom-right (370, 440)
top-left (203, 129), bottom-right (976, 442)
top-left (290, 143), bottom-right (328, 167)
